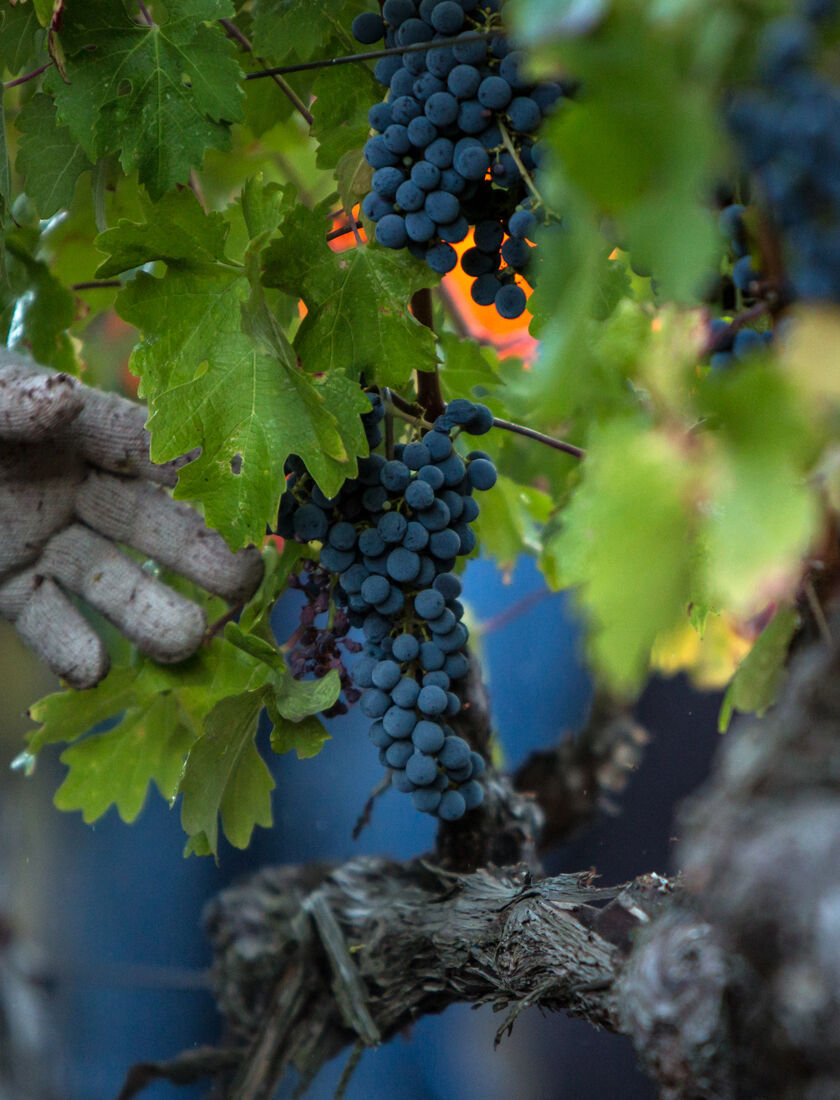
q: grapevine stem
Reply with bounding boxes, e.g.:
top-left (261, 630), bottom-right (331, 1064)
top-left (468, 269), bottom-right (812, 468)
top-left (244, 31), bottom-right (504, 80)
top-left (411, 289), bottom-right (446, 420)
top-left (3, 62), bottom-right (53, 89)
top-left (498, 120), bottom-right (545, 208)
top-left (218, 18), bottom-right (314, 127)
top-left (326, 219), bottom-right (363, 241)
top-left (137, 1), bottom-right (154, 26)
top-left (491, 416), bottom-right (584, 458)
top-left (72, 280), bottom-right (123, 291)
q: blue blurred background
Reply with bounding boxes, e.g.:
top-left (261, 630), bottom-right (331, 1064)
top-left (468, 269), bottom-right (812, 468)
top-left (0, 552), bottom-right (723, 1100)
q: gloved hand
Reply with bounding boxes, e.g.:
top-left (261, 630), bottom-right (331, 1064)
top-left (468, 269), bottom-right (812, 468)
top-left (0, 348), bottom-right (264, 689)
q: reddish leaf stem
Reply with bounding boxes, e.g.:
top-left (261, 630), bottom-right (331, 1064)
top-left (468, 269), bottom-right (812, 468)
top-left (3, 62), bottom-right (53, 89)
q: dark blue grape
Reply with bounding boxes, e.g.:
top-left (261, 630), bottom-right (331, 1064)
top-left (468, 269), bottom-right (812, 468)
top-left (426, 45), bottom-right (456, 77)
top-left (358, 528), bottom-right (386, 557)
top-left (454, 141), bottom-right (490, 180)
top-left (413, 71), bottom-right (445, 101)
top-left (412, 720), bottom-right (445, 753)
top-left (437, 622), bottom-right (468, 652)
top-left (411, 787), bottom-right (442, 813)
top-left (437, 452), bottom-right (466, 486)
top-left (428, 529), bottom-right (459, 559)
top-left (398, 16), bottom-right (433, 44)
top-left (445, 691), bottom-right (461, 716)
top-left (411, 160), bottom-right (442, 190)
top-left (420, 640), bottom-right (445, 670)
top-left (478, 123), bottom-right (503, 150)
top-left (416, 555), bottom-right (436, 587)
top-left (732, 255), bottom-right (760, 292)
top-left (425, 431), bottom-right (452, 461)
top-left (454, 524), bottom-right (477, 554)
top-left (404, 48), bottom-right (429, 76)
top-left (374, 213), bottom-right (407, 248)
top-left (507, 96), bottom-right (541, 132)
top-left (491, 152), bottom-right (519, 188)
top-left (363, 612), bottom-right (391, 642)
top-left (406, 479), bottom-right (435, 510)
top-left (383, 704), bottom-right (418, 738)
top-left (377, 510), bottom-right (408, 545)
top-left (391, 676), bottom-right (421, 708)
top-left (406, 750), bottom-right (439, 785)
top-left (390, 66), bottom-right (416, 98)
top-left (372, 167), bottom-right (406, 200)
top-left (341, 563), bottom-right (368, 594)
top-left (440, 734), bottom-right (471, 770)
top-left (467, 457), bottom-right (497, 491)
top-left (437, 217), bottom-right (469, 244)
top-left (461, 247), bottom-right (498, 277)
top-left (469, 750), bottom-right (486, 778)
top-left (428, 608), bottom-right (456, 636)
top-left (364, 135), bottom-right (399, 169)
top-left (461, 496), bottom-right (479, 522)
top-left (444, 651), bottom-right (469, 679)
top-left (406, 115), bottom-right (438, 149)
top-left (383, 124), bottom-right (412, 155)
top-left (430, 0), bottom-right (464, 32)
top-left (403, 441), bottom-right (431, 469)
top-left (452, 38), bottom-right (486, 65)
top-left (474, 219), bottom-right (504, 252)
top-left (353, 11), bottom-right (386, 43)
top-left (376, 587), bottom-right (405, 616)
top-left (425, 137), bottom-right (454, 167)
top-left (395, 180), bottom-right (426, 212)
top-left (422, 670), bottom-right (450, 689)
top-left (393, 633), bottom-right (421, 662)
top-left (433, 572), bottom-right (461, 599)
top-left (501, 236), bottom-right (531, 270)
top-left (405, 211), bottom-right (436, 242)
top-left (415, 588), bottom-right (445, 619)
top-left (532, 82), bottom-right (563, 113)
top-left (418, 464), bottom-right (446, 490)
top-left (374, 55), bottom-right (403, 85)
top-left (391, 767), bottom-right (417, 792)
top-left (464, 403), bottom-right (493, 435)
top-left (439, 168), bottom-right (468, 195)
top-left (403, 520), bottom-right (430, 551)
top-left (320, 545), bottom-right (355, 572)
top-left (417, 684), bottom-right (447, 715)
top-left (361, 688), bottom-right (391, 718)
top-left (447, 63), bottom-right (481, 99)
top-left (457, 99), bottom-right (490, 134)
top-left (372, 658), bottom-right (402, 690)
top-left (381, 460), bottom-right (411, 493)
top-left (426, 241), bottom-right (459, 272)
top-left (368, 102), bottom-right (392, 131)
top-left (438, 788), bottom-right (466, 820)
top-left (478, 75), bottom-right (512, 110)
top-left (390, 94), bottom-right (423, 125)
top-left (460, 780), bottom-right (484, 810)
top-left (387, 547), bottom-right (421, 581)
top-left (329, 521), bottom-right (357, 550)
top-left (294, 503), bottom-right (329, 541)
top-left (733, 328), bottom-right (765, 357)
top-left (425, 91), bottom-right (460, 126)
top-left (352, 654), bottom-right (378, 687)
top-left (508, 208), bottom-right (537, 238)
top-left (495, 282), bottom-right (527, 318)
top-left (425, 189), bottom-right (460, 224)
top-left (385, 739), bottom-right (415, 769)
top-left (417, 499), bottom-right (450, 532)
top-left (368, 721), bottom-right (393, 749)
top-left (383, 0), bottom-right (416, 24)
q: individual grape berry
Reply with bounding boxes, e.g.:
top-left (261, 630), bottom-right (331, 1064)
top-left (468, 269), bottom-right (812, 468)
top-left (375, 214), bottom-right (408, 250)
top-left (360, 688), bottom-right (391, 718)
top-left (383, 704), bottom-right (418, 738)
top-left (448, 63), bottom-right (481, 99)
top-left (387, 547), bottom-right (421, 582)
top-left (478, 75), bottom-right (512, 110)
top-left (352, 655), bottom-right (378, 688)
top-left (383, 0), bottom-right (415, 24)
top-left (412, 787), bottom-right (443, 813)
top-left (405, 211), bottom-right (437, 242)
top-left (460, 780), bottom-right (485, 810)
top-left (320, 545), bottom-right (355, 572)
top-left (294, 503), bottom-right (329, 541)
top-left (430, 528), bottom-right (461, 559)
top-left (353, 10), bottom-right (386, 43)
top-left (390, 94), bottom-right (422, 125)
top-left (397, 16), bottom-right (433, 45)
top-left (415, 588), bottom-right (446, 620)
top-left (411, 160), bottom-right (442, 190)
top-left (403, 520), bottom-right (430, 551)
top-left (362, 574), bottom-right (391, 606)
top-left (508, 208), bottom-right (537, 238)
top-left (418, 684), bottom-right (448, 715)
top-left (444, 651), bottom-right (469, 679)
top-left (502, 237), bottom-right (532, 269)
top-left (425, 91), bottom-right (460, 127)
top-left (378, 510), bottom-right (408, 544)
top-left (385, 739), bottom-right (415, 769)
top-left (532, 82), bottom-right (563, 113)
top-left (433, 572), bottom-right (462, 599)
top-left (468, 457), bottom-right (498, 490)
top-left (391, 768), bottom-right (417, 793)
top-left (426, 45), bottom-right (456, 77)
top-left (454, 142), bottom-right (490, 180)
top-left (364, 135), bottom-right (399, 170)
top-left (462, 248), bottom-right (498, 277)
top-left (391, 676), bottom-right (421, 708)
top-left (495, 282), bottom-right (527, 319)
top-left (406, 479), bottom-right (435, 510)
top-left (418, 465), bottom-right (446, 490)
top-left (406, 750), bottom-right (439, 786)
top-left (368, 721), bottom-right (393, 749)
top-left (420, 640), bottom-right (446, 670)
top-left (426, 242), bottom-right (459, 273)
top-left (422, 670), bottom-right (450, 689)
top-left (412, 720), bottom-right (446, 753)
top-left (438, 217), bottom-right (470, 245)
top-left (452, 38), bottom-right (486, 65)
top-left (507, 96), bottom-right (541, 132)
top-left (438, 789), bottom-right (467, 820)
top-left (368, 101), bottom-right (392, 131)
top-left (374, 55), bottom-right (403, 85)
top-left (392, 633), bottom-right (420, 662)
top-left (363, 612), bottom-right (391, 642)
top-left (358, 528), bottom-right (385, 557)
top-left (430, 0), bottom-right (464, 33)
top-left (417, 498), bottom-right (450, 531)
top-left (440, 734), bottom-right (471, 770)
top-left (390, 67), bottom-right (416, 98)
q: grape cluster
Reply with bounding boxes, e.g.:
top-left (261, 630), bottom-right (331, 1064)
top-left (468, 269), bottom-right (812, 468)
top-left (727, 2), bottom-right (840, 303)
top-left (277, 396), bottom-right (497, 819)
top-left (352, 0), bottom-right (567, 319)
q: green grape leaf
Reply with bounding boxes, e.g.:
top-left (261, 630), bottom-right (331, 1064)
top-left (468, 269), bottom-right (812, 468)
top-left (45, 0), bottom-right (243, 200)
top-left (99, 186), bottom-right (370, 544)
top-left (1, 229), bottom-right (78, 371)
top-left (718, 607), bottom-right (798, 733)
top-left (27, 667), bottom-right (139, 753)
top-left (15, 93), bottom-right (93, 217)
top-left (0, 3), bottom-right (44, 76)
top-left (438, 330), bottom-right (503, 401)
top-left (269, 712), bottom-right (331, 759)
top-left (548, 420), bottom-right (694, 695)
top-left (0, 90), bottom-right (11, 235)
top-left (699, 364), bottom-right (820, 614)
top-left (250, 0), bottom-right (357, 63)
top-left (262, 200), bottom-right (438, 385)
top-left (311, 63), bottom-right (379, 170)
top-left (54, 693), bottom-right (194, 824)
top-left (179, 689), bottom-right (275, 855)
top-left (335, 149), bottom-right (371, 216)
top-left (271, 668), bottom-right (341, 722)
top-left (473, 474), bottom-right (552, 570)
top-left (95, 189), bottom-right (230, 277)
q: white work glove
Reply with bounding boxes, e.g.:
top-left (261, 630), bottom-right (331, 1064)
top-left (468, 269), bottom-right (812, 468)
top-left (0, 348), bottom-right (264, 688)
